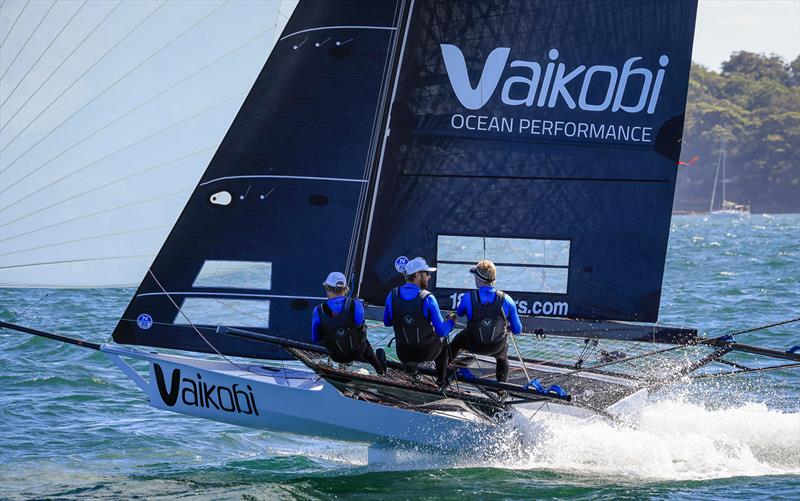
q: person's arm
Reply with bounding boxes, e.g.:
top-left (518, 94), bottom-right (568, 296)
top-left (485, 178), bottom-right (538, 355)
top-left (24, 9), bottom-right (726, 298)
top-left (425, 295), bottom-right (454, 337)
top-left (455, 292), bottom-right (469, 318)
top-left (311, 307), bottom-right (322, 343)
top-left (504, 296), bottom-right (523, 335)
top-left (383, 291), bottom-right (393, 327)
top-left (354, 299), bottom-right (365, 326)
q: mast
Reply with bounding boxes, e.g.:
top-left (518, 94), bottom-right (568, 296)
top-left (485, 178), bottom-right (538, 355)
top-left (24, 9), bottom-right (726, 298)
top-left (721, 138), bottom-right (727, 204)
top-left (710, 138), bottom-right (723, 212)
top-left (354, 0), bottom-right (415, 297)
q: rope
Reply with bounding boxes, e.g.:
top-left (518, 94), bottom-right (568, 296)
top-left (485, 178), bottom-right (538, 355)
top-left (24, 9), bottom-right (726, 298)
top-left (8, 293), bottom-right (49, 322)
top-left (726, 316), bottom-right (800, 337)
top-left (146, 268), bottom-right (255, 375)
top-left (539, 315), bottom-right (800, 385)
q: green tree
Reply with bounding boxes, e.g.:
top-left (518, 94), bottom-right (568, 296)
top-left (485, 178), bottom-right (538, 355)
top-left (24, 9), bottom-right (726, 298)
top-left (675, 52), bottom-right (800, 213)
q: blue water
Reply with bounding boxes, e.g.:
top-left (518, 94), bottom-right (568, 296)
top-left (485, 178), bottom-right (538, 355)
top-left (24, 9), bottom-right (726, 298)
top-left (1, 215), bottom-right (798, 499)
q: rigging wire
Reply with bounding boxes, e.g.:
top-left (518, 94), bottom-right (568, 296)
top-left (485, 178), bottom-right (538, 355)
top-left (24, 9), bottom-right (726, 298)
top-left (0, 1), bottom-right (122, 130)
top-left (0, 0), bottom-right (168, 169)
top-left (146, 268), bottom-right (261, 375)
top-left (538, 315), bottom-right (800, 385)
top-left (145, 269), bottom-right (310, 382)
top-left (1, 90), bottom-right (245, 216)
top-left (0, 16), bottom-right (275, 210)
top-left (0, 0), bottom-right (87, 109)
top-left (8, 293), bottom-right (48, 322)
top-left (726, 316), bottom-right (800, 337)
top-left (0, 0), bottom-right (29, 50)
top-left (0, 0), bottom-right (54, 82)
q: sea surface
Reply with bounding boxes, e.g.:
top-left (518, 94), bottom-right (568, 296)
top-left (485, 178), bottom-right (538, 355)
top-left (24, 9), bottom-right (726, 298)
top-left (1, 214), bottom-right (798, 500)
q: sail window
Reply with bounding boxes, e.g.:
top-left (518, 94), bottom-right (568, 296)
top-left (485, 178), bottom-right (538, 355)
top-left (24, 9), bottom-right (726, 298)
top-left (174, 298), bottom-right (270, 328)
top-left (436, 236), bottom-right (570, 293)
top-left (192, 261), bottom-right (272, 290)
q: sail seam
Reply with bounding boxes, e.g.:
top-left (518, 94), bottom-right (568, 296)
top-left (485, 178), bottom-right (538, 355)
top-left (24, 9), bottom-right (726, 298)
top-left (198, 175), bottom-right (367, 187)
top-left (136, 292), bottom-right (326, 301)
top-left (279, 25), bottom-right (397, 41)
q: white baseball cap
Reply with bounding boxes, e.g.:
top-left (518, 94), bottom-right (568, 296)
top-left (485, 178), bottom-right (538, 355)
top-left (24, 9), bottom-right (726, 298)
top-left (403, 257), bottom-right (436, 275)
top-left (322, 271), bottom-right (347, 287)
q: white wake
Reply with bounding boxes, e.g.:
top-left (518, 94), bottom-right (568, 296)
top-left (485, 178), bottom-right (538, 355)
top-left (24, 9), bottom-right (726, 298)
top-left (504, 399), bottom-right (800, 481)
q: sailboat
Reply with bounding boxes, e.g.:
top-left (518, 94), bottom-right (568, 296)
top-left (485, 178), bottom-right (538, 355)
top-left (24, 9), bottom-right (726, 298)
top-left (2, 0), bottom-right (797, 456)
top-left (709, 138), bottom-right (751, 216)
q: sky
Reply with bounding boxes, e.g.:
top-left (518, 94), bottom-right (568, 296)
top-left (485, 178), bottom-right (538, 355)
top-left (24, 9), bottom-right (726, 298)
top-left (694, 0), bottom-right (800, 70)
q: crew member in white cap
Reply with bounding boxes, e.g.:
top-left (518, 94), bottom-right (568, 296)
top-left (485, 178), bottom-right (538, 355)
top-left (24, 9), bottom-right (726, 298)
top-left (450, 260), bottom-right (522, 382)
top-left (383, 257), bottom-right (455, 387)
top-left (312, 272), bottom-right (386, 375)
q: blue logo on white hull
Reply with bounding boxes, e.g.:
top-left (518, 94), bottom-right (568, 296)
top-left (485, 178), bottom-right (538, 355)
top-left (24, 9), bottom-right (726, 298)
top-left (137, 314), bottom-right (153, 330)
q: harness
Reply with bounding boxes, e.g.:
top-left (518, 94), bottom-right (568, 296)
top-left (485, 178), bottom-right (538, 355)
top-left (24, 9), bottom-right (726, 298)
top-left (317, 297), bottom-right (367, 355)
top-left (391, 288), bottom-right (438, 348)
top-left (464, 290), bottom-right (508, 344)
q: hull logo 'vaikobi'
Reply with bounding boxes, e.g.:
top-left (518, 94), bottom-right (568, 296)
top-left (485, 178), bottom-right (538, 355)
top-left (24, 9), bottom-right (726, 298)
top-left (153, 363), bottom-right (259, 415)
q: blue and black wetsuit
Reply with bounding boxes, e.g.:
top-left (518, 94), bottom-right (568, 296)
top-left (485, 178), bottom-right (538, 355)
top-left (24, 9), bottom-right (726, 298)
top-left (384, 283), bottom-right (454, 385)
top-left (312, 296), bottom-right (385, 374)
top-left (451, 286), bottom-right (522, 382)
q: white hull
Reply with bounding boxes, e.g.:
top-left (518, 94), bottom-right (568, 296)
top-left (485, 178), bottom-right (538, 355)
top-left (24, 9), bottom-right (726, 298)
top-left (101, 345), bottom-right (496, 451)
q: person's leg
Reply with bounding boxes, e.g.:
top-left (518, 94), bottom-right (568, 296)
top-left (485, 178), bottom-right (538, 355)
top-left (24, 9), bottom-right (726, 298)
top-left (448, 331), bottom-right (467, 360)
top-left (432, 340), bottom-right (449, 386)
top-left (492, 340), bottom-right (510, 382)
top-left (396, 344), bottom-right (420, 375)
top-left (359, 341), bottom-right (386, 375)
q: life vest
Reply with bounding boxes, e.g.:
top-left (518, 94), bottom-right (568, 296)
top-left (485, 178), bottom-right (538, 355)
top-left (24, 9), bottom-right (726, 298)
top-left (317, 297), bottom-right (367, 356)
top-left (391, 288), bottom-right (438, 348)
top-left (464, 290), bottom-right (508, 344)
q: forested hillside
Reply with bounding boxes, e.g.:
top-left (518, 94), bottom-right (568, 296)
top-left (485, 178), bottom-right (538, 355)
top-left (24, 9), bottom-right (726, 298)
top-left (676, 52), bottom-right (799, 213)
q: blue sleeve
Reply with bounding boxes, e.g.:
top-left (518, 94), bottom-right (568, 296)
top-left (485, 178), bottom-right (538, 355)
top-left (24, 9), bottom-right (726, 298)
top-left (504, 296), bottom-right (523, 335)
top-left (311, 307), bottom-right (322, 343)
top-left (455, 292), bottom-right (469, 318)
top-left (354, 299), bottom-right (365, 326)
top-left (383, 291), bottom-right (393, 327)
top-left (425, 295), bottom-right (454, 337)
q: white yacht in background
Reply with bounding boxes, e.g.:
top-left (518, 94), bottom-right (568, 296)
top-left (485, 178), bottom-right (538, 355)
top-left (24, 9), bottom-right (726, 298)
top-left (709, 138), bottom-right (751, 216)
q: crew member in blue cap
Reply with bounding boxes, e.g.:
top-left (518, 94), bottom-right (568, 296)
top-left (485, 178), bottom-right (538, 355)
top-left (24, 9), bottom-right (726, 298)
top-left (450, 260), bottom-right (522, 382)
top-left (312, 272), bottom-right (386, 375)
top-left (383, 257), bottom-right (455, 387)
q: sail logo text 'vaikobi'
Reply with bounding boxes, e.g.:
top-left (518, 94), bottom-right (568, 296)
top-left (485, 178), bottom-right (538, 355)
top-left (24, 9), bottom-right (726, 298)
top-left (441, 44), bottom-right (669, 113)
top-left (153, 364), bottom-right (260, 416)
